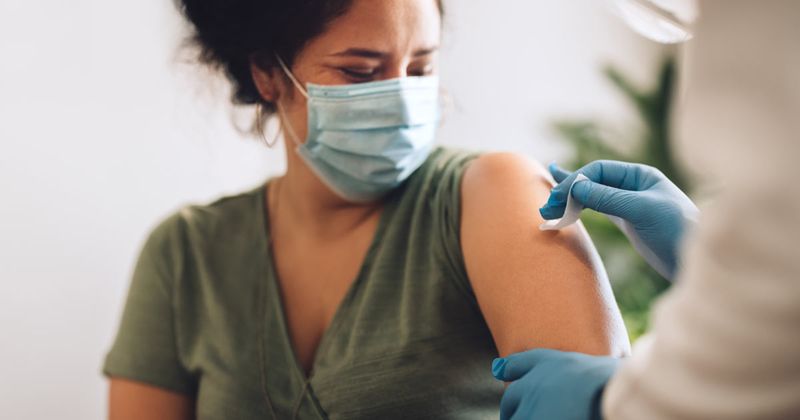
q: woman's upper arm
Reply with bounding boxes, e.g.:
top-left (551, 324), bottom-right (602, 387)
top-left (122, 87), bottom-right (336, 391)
top-left (460, 153), bottom-right (630, 357)
top-left (109, 378), bottom-right (194, 420)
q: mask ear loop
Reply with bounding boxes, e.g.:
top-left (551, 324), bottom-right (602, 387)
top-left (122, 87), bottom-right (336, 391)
top-left (273, 54), bottom-right (308, 148)
top-left (276, 101), bottom-right (303, 147)
top-left (274, 55), bottom-right (309, 99)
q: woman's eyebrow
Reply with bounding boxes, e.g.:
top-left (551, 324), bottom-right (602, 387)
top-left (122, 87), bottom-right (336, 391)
top-left (331, 48), bottom-right (387, 58)
top-left (330, 46), bottom-right (440, 58)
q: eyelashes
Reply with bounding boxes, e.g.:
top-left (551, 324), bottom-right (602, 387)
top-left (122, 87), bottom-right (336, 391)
top-left (339, 65), bottom-right (436, 82)
top-left (340, 68), bottom-right (378, 81)
top-left (411, 65), bottom-right (435, 77)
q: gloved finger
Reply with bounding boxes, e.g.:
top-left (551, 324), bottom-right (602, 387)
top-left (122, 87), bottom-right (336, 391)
top-left (499, 380), bottom-right (525, 420)
top-left (539, 171), bottom-right (581, 219)
top-left (492, 349), bottom-right (561, 382)
top-left (548, 162), bottom-right (572, 183)
top-left (539, 201), bottom-right (567, 220)
top-left (562, 160), bottom-right (655, 193)
top-left (570, 179), bottom-right (643, 222)
top-left (540, 160), bottom-right (611, 215)
top-left (540, 159), bottom-right (648, 219)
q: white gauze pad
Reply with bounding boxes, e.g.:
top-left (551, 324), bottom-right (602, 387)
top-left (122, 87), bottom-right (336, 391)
top-left (539, 174), bottom-right (589, 231)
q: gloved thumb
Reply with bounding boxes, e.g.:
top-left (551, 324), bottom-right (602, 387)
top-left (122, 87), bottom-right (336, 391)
top-left (492, 349), bottom-right (560, 382)
top-left (570, 179), bottom-right (641, 222)
top-left (548, 162), bottom-right (572, 183)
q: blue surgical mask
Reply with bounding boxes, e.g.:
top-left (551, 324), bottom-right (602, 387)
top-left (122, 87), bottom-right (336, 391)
top-left (276, 56), bottom-right (441, 203)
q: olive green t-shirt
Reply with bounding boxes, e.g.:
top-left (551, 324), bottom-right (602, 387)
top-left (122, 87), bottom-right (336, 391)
top-left (103, 147), bottom-right (503, 419)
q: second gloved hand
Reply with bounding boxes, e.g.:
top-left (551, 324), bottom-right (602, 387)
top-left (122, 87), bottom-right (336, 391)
top-left (539, 160), bottom-right (699, 280)
top-left (492, 349), bottom-right (620, 420)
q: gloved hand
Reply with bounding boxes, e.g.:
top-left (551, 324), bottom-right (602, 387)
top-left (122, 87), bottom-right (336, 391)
top-left (492, 349), bottom-right (620, 420)
top-left (539, 160), bottom-right (699, 280)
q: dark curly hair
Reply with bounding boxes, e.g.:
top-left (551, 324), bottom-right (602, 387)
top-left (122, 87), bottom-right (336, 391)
top-left (175, 0), bottom-right (444, 114)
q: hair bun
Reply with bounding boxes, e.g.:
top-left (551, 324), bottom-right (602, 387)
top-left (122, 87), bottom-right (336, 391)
top-left (175, 0), bottom-right (353, 107)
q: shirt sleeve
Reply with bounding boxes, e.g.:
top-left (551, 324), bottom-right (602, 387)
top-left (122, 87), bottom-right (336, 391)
top-left (102, 211), bottom-right (197, 395)
top-left (602, 2), bottom-right (800, 418)
top-left (431, 149), bottom-right (481, 303)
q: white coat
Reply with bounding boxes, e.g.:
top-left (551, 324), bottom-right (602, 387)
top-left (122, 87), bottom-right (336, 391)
top-left (602, 1), bottom-right (800, 418)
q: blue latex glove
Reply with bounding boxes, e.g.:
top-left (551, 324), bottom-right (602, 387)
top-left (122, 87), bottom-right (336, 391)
top-left (492, 349), bottom-right (621, 420)
top-left (539, 160), bottom-right (699, 280)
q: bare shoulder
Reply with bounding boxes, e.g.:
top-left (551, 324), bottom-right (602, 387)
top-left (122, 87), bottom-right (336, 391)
top-left (459, 152), bottom-right (630, 357)
top-left (460, 152), bottom-right (558, 255)
top-left (462, 152), bottom-right (552, 202)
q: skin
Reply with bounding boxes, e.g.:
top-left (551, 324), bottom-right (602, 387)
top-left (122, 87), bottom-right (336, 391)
top-left (461, 154), bottom-right (629, 357)
top-left (108, 0), bottom-right (630, 417)
top-left (109, 379), bottom-right (194, 420)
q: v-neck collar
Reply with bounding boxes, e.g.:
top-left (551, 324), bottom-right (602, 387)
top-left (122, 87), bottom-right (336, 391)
top-left (255, 179), bottom-right (400, 392)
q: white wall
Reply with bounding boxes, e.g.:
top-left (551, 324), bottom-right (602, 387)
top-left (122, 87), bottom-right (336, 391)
top-left (0, 1), bottom-right (663, 418)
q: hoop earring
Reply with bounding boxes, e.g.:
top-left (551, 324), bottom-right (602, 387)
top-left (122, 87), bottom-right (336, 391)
top-left (255, 103), bottom-right (282, 148)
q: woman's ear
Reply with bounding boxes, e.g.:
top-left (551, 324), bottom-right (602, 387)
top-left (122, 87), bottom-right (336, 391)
top-left (249, 57), bottom-right (281, 103)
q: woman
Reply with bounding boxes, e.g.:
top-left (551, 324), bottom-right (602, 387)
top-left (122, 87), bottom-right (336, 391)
top-left (103, 0), bottom-right (630, 418)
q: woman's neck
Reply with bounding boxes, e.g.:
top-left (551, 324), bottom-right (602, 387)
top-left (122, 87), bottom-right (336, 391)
top-left (272, 154), bottom-right (383, 239)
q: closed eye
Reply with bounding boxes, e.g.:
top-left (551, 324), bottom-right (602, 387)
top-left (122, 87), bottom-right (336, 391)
top-left (340, 67), bottom-right (378, 82)
top-left (409, 64), bottom-right (435, 77)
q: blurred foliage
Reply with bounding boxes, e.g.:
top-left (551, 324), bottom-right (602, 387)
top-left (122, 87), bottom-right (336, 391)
top-left (552, 57), bottom-right (692, 341)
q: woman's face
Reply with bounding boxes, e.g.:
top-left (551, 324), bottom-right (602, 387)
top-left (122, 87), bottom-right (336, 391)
top-left (256, 0), bottom-right (442, 143)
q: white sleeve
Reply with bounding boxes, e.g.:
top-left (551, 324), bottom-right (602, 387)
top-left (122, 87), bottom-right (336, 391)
top-left (602, 1), bottom-right (800, 419)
